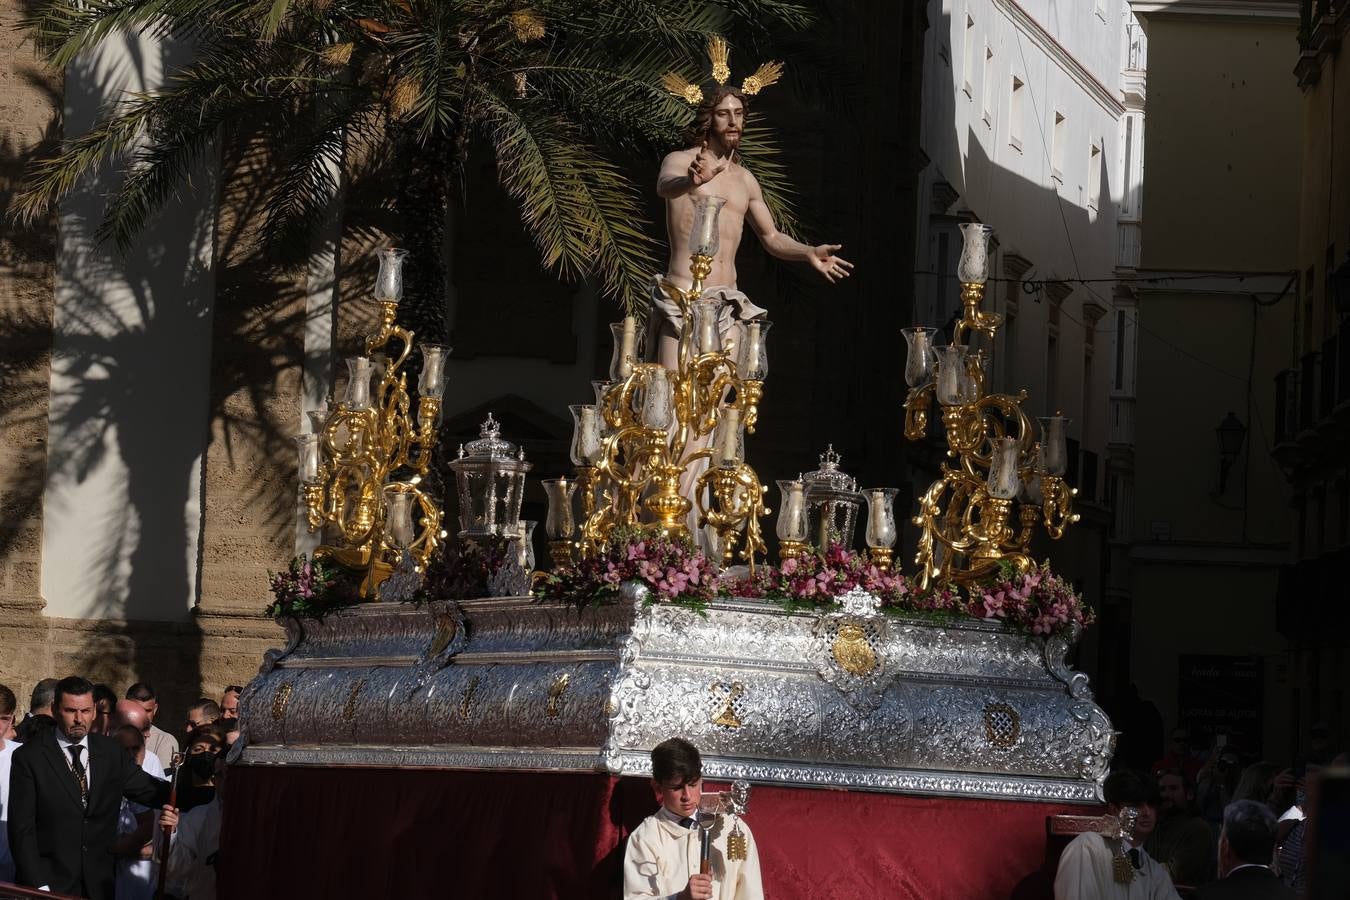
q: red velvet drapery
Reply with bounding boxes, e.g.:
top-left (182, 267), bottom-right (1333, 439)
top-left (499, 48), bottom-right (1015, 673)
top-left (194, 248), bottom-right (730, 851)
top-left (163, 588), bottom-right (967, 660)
top-left (219, 766), bottom-right (1089, 898)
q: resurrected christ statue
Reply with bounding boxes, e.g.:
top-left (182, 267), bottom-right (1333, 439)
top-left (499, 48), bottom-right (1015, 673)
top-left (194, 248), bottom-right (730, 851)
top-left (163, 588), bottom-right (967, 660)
top-left (648, 85), bottom-right (854, 369)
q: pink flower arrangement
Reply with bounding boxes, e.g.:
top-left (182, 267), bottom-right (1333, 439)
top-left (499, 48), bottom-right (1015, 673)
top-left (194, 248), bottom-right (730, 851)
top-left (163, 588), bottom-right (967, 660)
top-left (727, 543), bottom-right (920, 610)
top-left (534, 533), bottom-right (1092, 637)
top-left (961, 561), bottom-right (1093, 635)
top-left (725, 547), bottom-right (1088, 636)
top-left (265, 554), bottom-right (360, 619)
top-left (533, 526), bottom-right (718, 611)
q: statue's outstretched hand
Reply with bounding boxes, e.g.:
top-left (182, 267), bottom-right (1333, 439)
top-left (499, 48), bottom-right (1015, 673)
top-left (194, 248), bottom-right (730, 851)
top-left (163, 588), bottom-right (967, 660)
top-left (810, 244), bottom-right (854, 283)
top-left (689, 142), bottom-right (727, 187)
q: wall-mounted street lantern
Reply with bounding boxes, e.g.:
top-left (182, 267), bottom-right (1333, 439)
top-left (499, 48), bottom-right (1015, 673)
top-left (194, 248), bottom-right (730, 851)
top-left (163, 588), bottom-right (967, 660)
top-left (1216, 411), bottom-right (1247, 493)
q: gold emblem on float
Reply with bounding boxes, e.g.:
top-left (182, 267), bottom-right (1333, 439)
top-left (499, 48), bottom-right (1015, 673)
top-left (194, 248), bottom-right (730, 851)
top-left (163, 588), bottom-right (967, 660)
top-left (546, 673), bottom-right (570, 719)
top-left (831, 623), bottom-right (877, 676)
top-left (271, 682), bottom-right (294, 721)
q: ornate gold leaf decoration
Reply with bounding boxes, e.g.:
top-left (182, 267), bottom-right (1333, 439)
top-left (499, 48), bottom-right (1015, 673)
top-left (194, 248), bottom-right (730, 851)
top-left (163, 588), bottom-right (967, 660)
top-left (661, 72), bottom-right (704, 106)
top-left (271, 682), bottom-right (294, 721)
top-left (659, 33), bottom-right (783, 107)
top-left (831, 623), bottom-right (877, 675)
top-left (710, 680), bottom-right (744, 728)
top-left (342, 677), bottom-right (366, 722)
top-left (458, 676), bottom-right (480, 721)
top-left (546, 673), bottom-right (570, 718)
top-left (428, 616), bottom-right (456, 657)
top-left (707, 35), bottom-right (731, 85)
top-left (741, 61), bottom-right (784, 96)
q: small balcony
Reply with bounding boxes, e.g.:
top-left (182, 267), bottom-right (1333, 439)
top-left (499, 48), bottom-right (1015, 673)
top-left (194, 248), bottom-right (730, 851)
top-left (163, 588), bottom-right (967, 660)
top-left (1273, 326), bottom-right (1350, 469)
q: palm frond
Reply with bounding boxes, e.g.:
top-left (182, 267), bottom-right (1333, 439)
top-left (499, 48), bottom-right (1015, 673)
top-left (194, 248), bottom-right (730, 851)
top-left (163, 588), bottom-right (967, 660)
top-left (474, 85), bottom-right (657, 313)
top-left (21, 0), bottom-right (249, 68)
top-left (258, 97), bottom-right (387, 249)
top-left (12, 100), bottom-right (154, 224)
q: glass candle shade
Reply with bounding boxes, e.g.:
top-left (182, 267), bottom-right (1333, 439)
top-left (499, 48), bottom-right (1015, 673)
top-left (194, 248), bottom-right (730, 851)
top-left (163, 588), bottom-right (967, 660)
top-left (592, 379), bottom-right (615, 409)
top-left (343, 356), bottom-right (373, 410)
top-left (712, 408), bottom-right (743, 468)
top-left (1039, 416), bottom-right (1071, 476)
top-left (775, 479), bottom-right (808, 542)
top-left (591, 380), bottom-right (616, 435)
top-left (296, 433), bottom-right (321, 483)
top-left (569, 404), bottom-right (604, 466)
top-left (691, 298), bottom-right (725, 355)
top-left (960, 357), bottom-right (981, 402)
top-left (382, 486), bottom-right (417, 549)
top-left (374, 247), bottom-right (409, 303)
top-left (640, 367), bottom-right (674, 430)
top-left (1020, 444), bottom-right (1046, 504)
top-left (306, 403), bottom-right (330, 435)
top-left (934, 345), bottom-right (976, 406)
top-left (690, 195), bottom-right (727, 257)
top-left (1020, 472), bottom-right (1044, 506)
top-left (902, 326), bottom-right (938, 388)
top-left (737, 320), bottom-right (771, 379)
top-left (986, 437), bottom-right (1022, 500)
top-left (609, 317), bottom-right (639, 380)
top-left (541, 478), bottom-right (577, 540)
top-left (418, 344), bottom-right (449, 400)
top-left (957, 223), bottom-right (994, 285)
top-left (863, 488), bottom-right (899, 549)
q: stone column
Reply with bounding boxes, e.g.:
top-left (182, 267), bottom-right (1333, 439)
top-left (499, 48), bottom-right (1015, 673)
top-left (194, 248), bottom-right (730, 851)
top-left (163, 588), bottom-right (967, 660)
top-left (0, 0), bottom-right (59, 703)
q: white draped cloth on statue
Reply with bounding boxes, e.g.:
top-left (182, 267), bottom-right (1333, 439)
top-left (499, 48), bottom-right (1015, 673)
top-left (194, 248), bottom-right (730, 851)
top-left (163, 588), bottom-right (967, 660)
top-left (646, 276), bottom-right (767, 548)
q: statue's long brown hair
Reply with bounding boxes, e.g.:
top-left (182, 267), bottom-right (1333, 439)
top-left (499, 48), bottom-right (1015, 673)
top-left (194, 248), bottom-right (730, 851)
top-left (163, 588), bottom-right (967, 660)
top-left (683, 86), bottom-right (750, 148)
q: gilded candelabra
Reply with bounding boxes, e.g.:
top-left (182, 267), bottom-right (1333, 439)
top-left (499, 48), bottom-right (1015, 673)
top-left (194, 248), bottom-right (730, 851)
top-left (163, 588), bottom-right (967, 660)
top-left (297, 248), bottom-right (446, 596)
top-left (557, 196), bottom-right (770, 570)
top-left (902, 224), bottom-right (1079, 590)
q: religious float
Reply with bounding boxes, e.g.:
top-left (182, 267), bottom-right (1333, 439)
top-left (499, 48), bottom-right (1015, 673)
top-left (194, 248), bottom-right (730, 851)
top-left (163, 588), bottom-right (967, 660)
top-left (221, 38), bottom-right (1113, 900)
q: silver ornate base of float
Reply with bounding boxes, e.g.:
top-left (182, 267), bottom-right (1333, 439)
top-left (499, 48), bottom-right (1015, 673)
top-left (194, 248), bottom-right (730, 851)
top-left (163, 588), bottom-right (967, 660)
top-left (238, 585), bottom-right (1114, 803)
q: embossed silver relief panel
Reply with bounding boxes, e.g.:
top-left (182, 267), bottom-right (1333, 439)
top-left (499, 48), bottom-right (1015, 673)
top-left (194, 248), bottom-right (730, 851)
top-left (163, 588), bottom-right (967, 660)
top-left (241, 592), bottom-right (1112, 802)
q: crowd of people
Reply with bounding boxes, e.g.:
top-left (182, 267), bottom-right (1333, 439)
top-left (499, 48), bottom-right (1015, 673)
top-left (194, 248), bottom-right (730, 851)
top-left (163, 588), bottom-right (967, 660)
top-left (1, 669), bottom-right (1339, 899)
top-left (0, 676), bottom-right (242, 900)
top-left (1055, 725), bottom-right (1347, 899)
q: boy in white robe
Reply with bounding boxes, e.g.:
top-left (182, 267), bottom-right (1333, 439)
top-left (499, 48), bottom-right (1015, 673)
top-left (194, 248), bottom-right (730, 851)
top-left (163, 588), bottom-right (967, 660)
top-left (624, 738), bottom-right (763, 900)
top-left (1055, 770), bottom-right (1183, 900)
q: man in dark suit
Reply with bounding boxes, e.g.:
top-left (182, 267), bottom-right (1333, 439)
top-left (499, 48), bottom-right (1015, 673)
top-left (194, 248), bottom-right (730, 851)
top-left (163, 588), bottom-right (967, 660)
top-left (1197, 799), bottom-right (1296, 899)
top-left (6, 675), bottom-right (172, 899)
top-left (13, 679), bottom-right (57, 744)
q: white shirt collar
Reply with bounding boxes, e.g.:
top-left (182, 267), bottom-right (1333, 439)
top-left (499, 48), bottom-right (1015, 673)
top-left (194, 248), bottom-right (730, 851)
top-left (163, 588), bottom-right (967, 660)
top-left (656, 806), bottom-right (701, 828)
top-left (54, 730), bottom-right (89, 752)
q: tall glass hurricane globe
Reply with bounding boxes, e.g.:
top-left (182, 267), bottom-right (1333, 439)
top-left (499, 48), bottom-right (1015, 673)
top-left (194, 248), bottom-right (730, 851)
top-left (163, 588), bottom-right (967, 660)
top-left (986, 437), bottom-right (1022, 500)
top-left (957, 223), bottom-right (994, 285)
top-left (374, 247), bottom-right (409, 303)
top-left (1038, 416), bottom-right (1072, 476)
top-left (541, 478), bottom-right (577, 541)
top-left (738, 320), bottom-right (771, 379)
top-left (934, 345), bottom-right (975, 406)
top-left (902, 326), bottom-right (938, 387)
top-left (690, 196), bottom-right (727, 257)
top-left (775, 479), bottom-right (808, 542)
top-left (382, 486), bottom-right (417, 549)
top-left (863, 488), bottom-right (899, 548)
